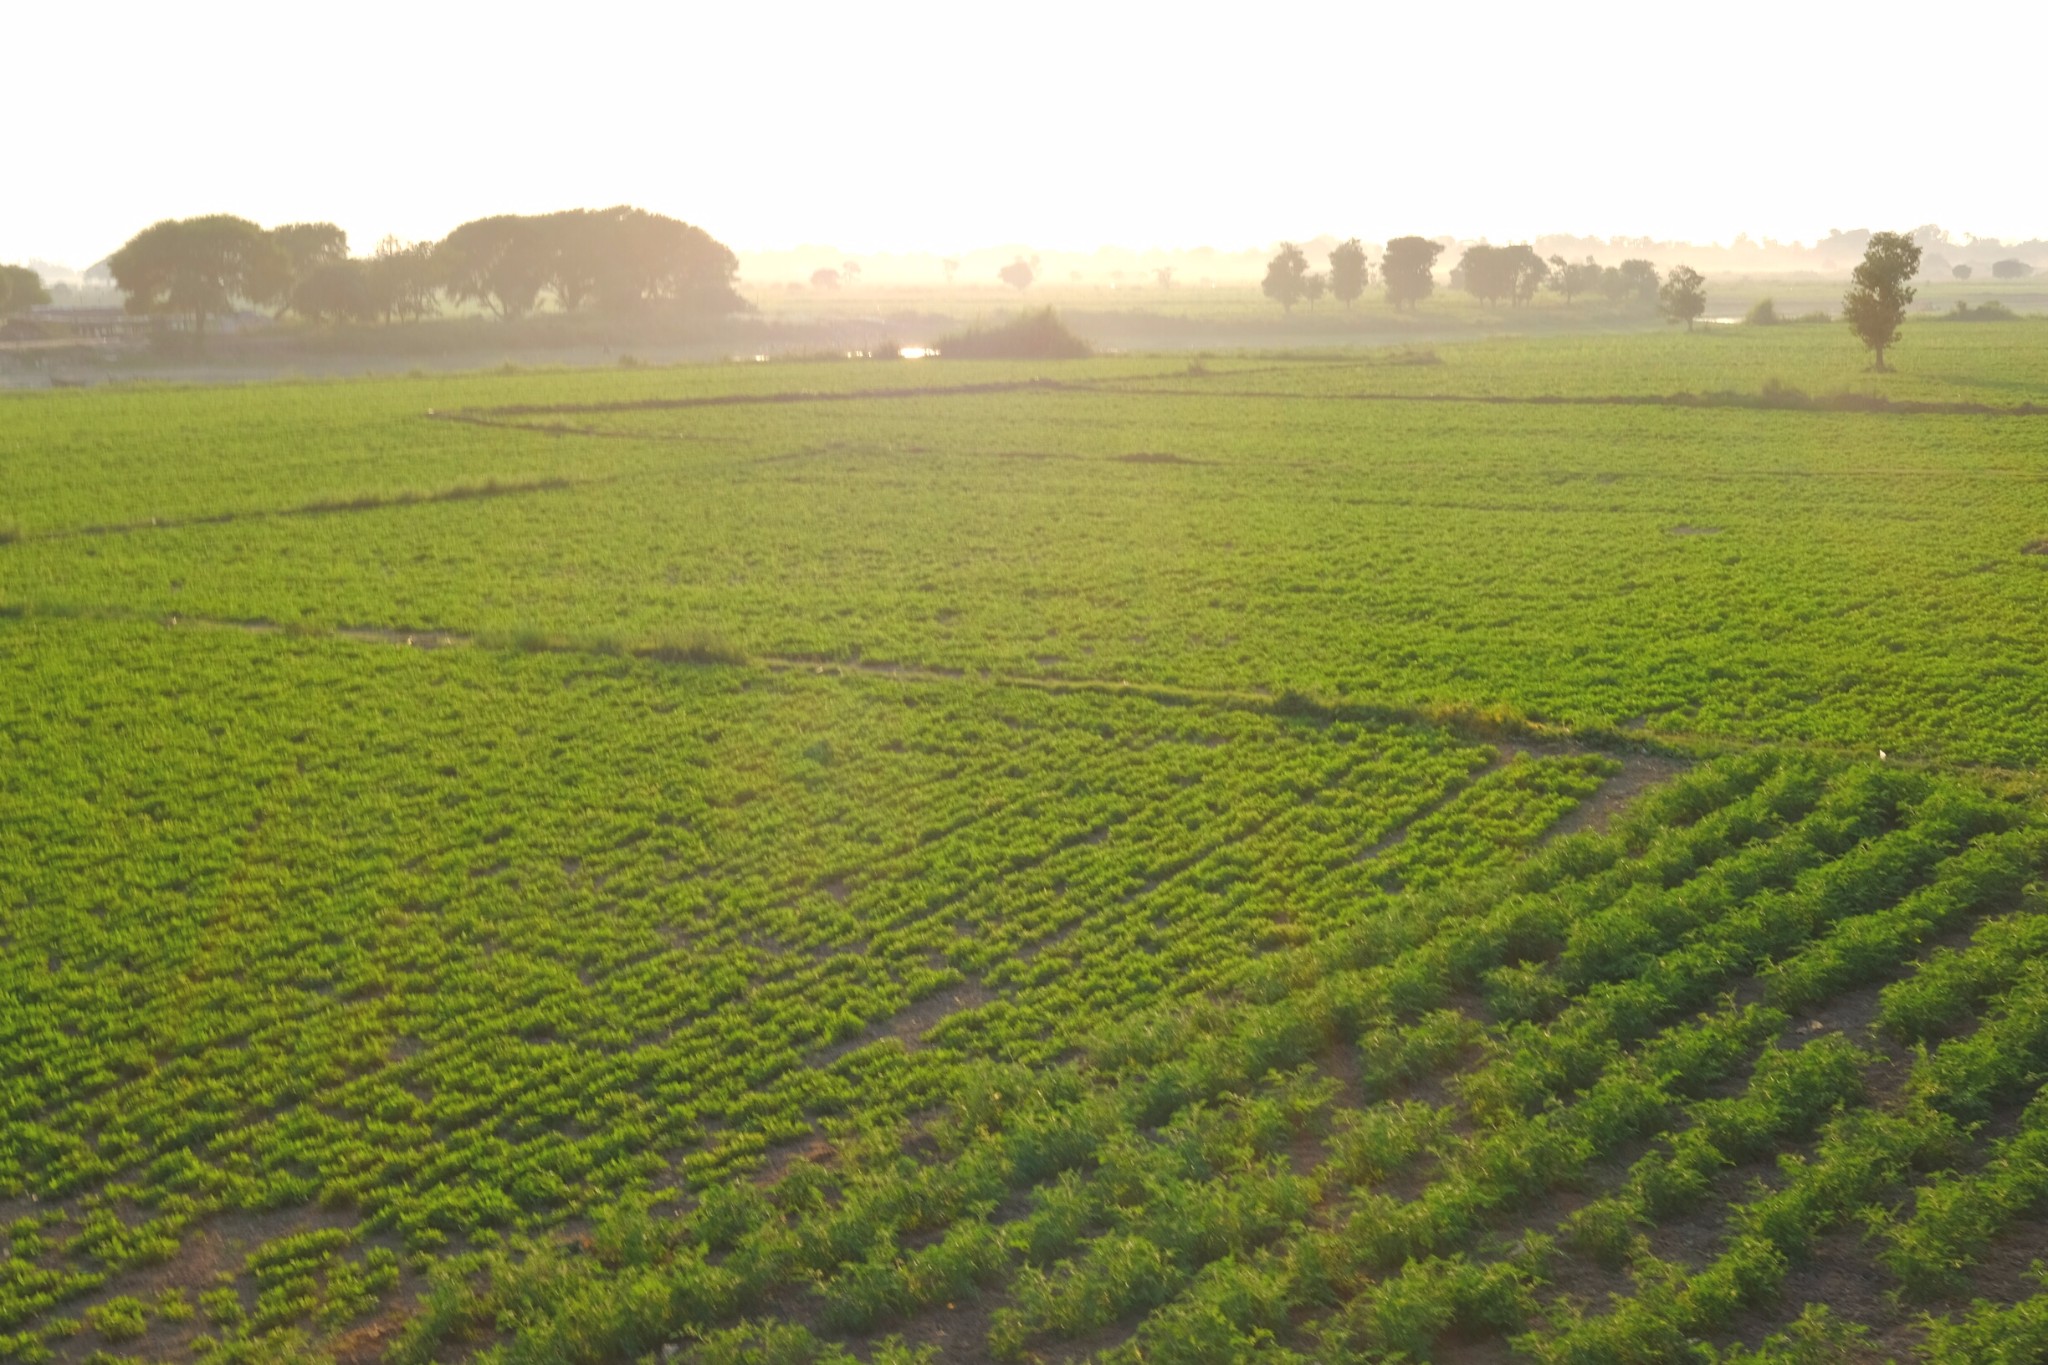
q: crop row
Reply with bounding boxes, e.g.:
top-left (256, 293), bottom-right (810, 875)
top-left (391, 751), bottom-right (2048, 1363)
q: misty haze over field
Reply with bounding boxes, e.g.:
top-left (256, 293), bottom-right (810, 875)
top-left (9, 1), bottom-right (2048, 269)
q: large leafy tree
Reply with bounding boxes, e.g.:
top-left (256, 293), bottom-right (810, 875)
top-left (1459, 244), bottom-right (1548, 308)
top-left (1328, 239), bottom-right (1370, 308)
top-left (1842, 231), bottom-right (1921, 370)
top-left (596, 208), bottom-right (744, 314)
top-left (107, 215), bottom-right (288, 335)
top-left (1659, 264), bottom-right (1707, 330)
top-left (437, 208), bottom-right (744, 319)
top-left (1381, 236), bottom-right (1443, 311)
top-left (1262, 242), bottom-right (1309, 312)
top-left (1602, 258), bottom-right (1661, 305)
top-left (364, 236), bottom-right (439, 324)
top-left (436, 215), bottom-right (551, 320)
top-left (265, 223), bottom-right (349, 317)
top-left (288, 260), bottom-right (373, 323)
top-left (0, 264), bottom-right (51, 316)
top-left (1548, 255), bottom-right (1603, 304)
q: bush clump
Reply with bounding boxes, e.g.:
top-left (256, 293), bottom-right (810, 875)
top-left (1947, 300), bottom-right (2019, 322)
top-left (1744, 298), bottom-right (1779, 326)
top-left (935, 308), bottom-right (1091, 360)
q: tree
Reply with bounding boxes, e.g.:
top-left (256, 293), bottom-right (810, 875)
top-left (811, 267), bottom-right (842, 289)
top-left (1302, 271), bottom-right (1327, 307)
top-left (1262, 242), bottom-right (1309, 311)
top-left (841, 259), bottom-right (863, 284)
top-left (1155, 266), bottom-right (1175, 289)
top-left (363, 236), bottom-right (439, 323)
top-left (1842, 230), bottom-right (1920, 370)
top-left (1381, 237), bottom-right (1443, 311)
top-left (1548, 254), bottom-right (1602, 304)
top-left (577, 207), bottom-right (744, 314)
top-left (435, 215), bottom-right (550, 320)
top-left (538, 210), bottom-right (602, 312)
top-left (289, 260), bottom-right (372, 323)
top-left (1659, 264), bottom-right (1707, 330)
top-left (107, 215), bottom-right (288, 336)
top-left (998, 258), bottom-right (1035, 290)
top-left (1459, 244), bottom-right (1546, 307)
top-left (1604, 258), bottom-right (1660, 305)
top-left (264, 223), bottom-right (348, 316)
top-left (1992, 259), bottom-right (2033, 280)
top-left (0, 264), bottom-right (51, 316)
top-left (941, 258), bottom-right (960, 284)
top-left (1952, 263), bottom-right (1972, 281)
top-left (1328, 238), bottom-right (1369, 308)
top-left (1504, 246), bottom-right (1548, 305)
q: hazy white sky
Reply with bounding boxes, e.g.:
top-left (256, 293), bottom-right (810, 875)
top-left (11, 0), bottom-right (2044, 267)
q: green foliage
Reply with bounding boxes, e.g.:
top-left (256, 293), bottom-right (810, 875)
top-left (933, 307), bottom-right (1090, 358)
top-left (1843, 230), bottom-right (1923, 369)
top-left (8, 338), bottom-right (2048, 1363)
top-left (1382, 235), bottom-right (1444, 310)
top-left (1327, 238), bottom-right (1370, 307)
top-left (1460, 244), bottom-right (1551, 307)
top-left (0, 264), bottom-right (51, 316)
top-left (106, 214), bottom-right (288, 334)
top-left (1659, 264), bottom-right (1708, 329)
top-left (1261, 243), bottom-right (1310, 313)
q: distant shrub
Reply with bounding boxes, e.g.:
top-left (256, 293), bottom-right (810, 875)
top-left (871, 338), bottom-right (903, 360)
top-left (1791, 310), bottom-right (1832, 324)
top-left (1759, 377), bottom-right (1810, 407)
top-left (1953, 263), bottom-right (1973, 280)
top-left (635, 633), bottom-right (748, 666)
top-left (935, 308), bottom-right (1090, 360)
top-left (1992, 259), bottom-right (2034, 280)
top-left (1947, 300), bottom-right (2018, 322)
top-left (1744, 298), bottom-right (1780, 326)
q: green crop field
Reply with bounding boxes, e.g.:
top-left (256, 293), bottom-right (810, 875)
top-left (4, 320), bottom-right (2048, 1365)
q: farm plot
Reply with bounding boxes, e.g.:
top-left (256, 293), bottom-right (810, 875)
top-left (403, 753), bottom-right (2048, 1365)
top-left (0, 615), bottom-right (1609, 1361)
top-left (9, 377), bottom-right (2048, 764)
top-left (6, 328), bottom-right (2048, 1364)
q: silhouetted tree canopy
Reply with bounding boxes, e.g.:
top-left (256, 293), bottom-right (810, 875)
top-left (435, 216), bottom-right (549, 320)
top-left (108, 215), bottom-right (288, 335)
top-left (1328, 239), bottom-right (1369, 308)
top-left (1842, 231), bottom-right (1920, 370)
top-left (1952, 263), bottom-right (1972, 281)
top-left (365, 237), bottom-right (439, 324)
top-left (1381, 237), bottom-right (1442, 311)
top-left (264, 223), bottom-right (349, 315)
top-left (1658, 264), bottom-right (1708, 330)
top-left (1459, 244), bottom-right (1548, 307)
top-left (0, 264), bottom-right (50, 316)
top-left (289, 260), bottom-right (373, 324)
top-left (998, 258), bottom-right (1035, 290)
top-left (1992, 259), bottom-right (2033, 280)
top-left (935, 308), bottom-right (1089, 359)
top-left (436, 208), bottom-right (742, 321)
top-left (1262, 243), bottom-right (1309, 312)
top-left (1600, 258), bottom-right (1661, 304)
top-left (1548, 255), bottom-right (1603, 304)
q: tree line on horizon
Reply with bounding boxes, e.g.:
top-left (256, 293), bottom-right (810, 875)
top-left (1260, 232), bottom-right (1928, 365)
top-left (1261, 238), bottom-right (1689, 318)
top-left (45, 209), bottom-right (748, 336)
